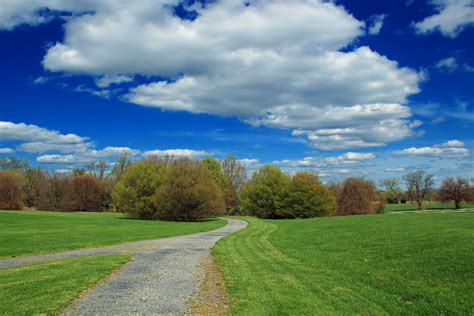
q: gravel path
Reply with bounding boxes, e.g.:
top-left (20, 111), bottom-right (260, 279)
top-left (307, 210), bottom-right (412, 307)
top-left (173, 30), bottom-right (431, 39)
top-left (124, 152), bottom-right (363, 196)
top-left (0, 219), bottom-right (247, 315)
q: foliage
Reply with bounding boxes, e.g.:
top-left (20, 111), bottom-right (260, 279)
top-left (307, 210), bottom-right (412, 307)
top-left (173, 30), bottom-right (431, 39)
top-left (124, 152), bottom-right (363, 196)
top-left (438, 177), bottom-right (471, 209)
top-left (0, 211), bottom-right (226, 257)
top-left (202, 156), bottom-right (228, 193)
top-left (112, 159), bottom-right (166, 219)
top-left (240, 165), bottom-right (291, 218)
top-left (214, 213), bottom-right (474, 315)
top-left (286, 172), bottom-right (336, 218)
top-left (111, 153), bottom-right (132, 180)
top-left (0, 254), bottom-right (130, 315)
top-left (0, 170), bottom-right (24, 210)
top-left (154, 158), bottom-right (225, 221)
top-left (23, 167), bottom-right (47, 208)
top-left (334, 177), bottom-right (377, 215)
top-left (403, 170), bottom-right (435, 210)
top-left (85, 161), bottom-right (109, 179)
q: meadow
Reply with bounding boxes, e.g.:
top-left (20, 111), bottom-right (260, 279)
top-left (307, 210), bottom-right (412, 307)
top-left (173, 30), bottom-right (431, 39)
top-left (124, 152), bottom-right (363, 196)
top-left (213, 212), bottom-right (474, 315)
top-left (0, 210), bottom-right (225, 257)
top-left (0, 254), bottom-right (130, 315)
top-left (384, 202), bottom-right (474, 212)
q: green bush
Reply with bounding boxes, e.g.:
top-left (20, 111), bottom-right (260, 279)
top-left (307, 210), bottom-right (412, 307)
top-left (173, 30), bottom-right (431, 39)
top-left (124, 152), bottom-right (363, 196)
top-left (240, 165), bottom-right (291, 219)
top-left (286, 172), bottom-right (336, 218)
top-left (154, 158), bottom-right (225, 221)
top-left (112, 159), bottom-right (165, 219)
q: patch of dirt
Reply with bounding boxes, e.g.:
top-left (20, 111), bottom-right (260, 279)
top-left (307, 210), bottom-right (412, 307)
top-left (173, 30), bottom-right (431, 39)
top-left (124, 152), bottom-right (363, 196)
top-left (188, 256), bottom-right (229, 316)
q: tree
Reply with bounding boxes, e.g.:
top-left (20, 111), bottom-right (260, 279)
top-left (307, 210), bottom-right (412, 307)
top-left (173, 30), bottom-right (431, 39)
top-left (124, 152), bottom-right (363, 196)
top-left (72, 168), bottom-right (86, 176)
top-left (403, 171), bottom-right (434, 210)
top-left (154, 158), bottom-right (225, 221)
top-left (38, 175), bottom-right (68, 211)
top-left (0, 158), bottom-right (29, 171)
top-left (111, 153), bottom-right (132, 180)
top-left (112, 159), bottom-right (166, 219)
top-left (0, 170), bottom-right (24, 210)
top-left (334, 178), bottom-right (377, 216)
top-left (23, 167), bottom-right (47, 208)
top-left (240, 165), bottom-right (290, 218)
top-left (286, 172), bottom-right (336, 218)
top-left (85, 161), bottom-right (109, 179)
top-left (438, 177), bottom-right (470, 209)
top-left (63, 175), bottom-right (102, 211)
top-left (379, 178), bottom-right (402, 204)
top-left (221, 155), bottom-right (247, 211)
top-left (202, 157), bottom-right (227, 193)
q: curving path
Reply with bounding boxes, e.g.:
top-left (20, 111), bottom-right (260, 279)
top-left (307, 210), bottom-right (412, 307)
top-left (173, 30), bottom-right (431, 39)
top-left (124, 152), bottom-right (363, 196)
top-left (0, 219), bottom-right (247, 315)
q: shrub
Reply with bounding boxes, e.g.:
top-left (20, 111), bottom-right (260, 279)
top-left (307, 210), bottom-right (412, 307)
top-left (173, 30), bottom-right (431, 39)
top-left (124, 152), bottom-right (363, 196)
top-left (334, 177), bottom-right (377, 216)
top-left (240, 165), bottom-right (291, 218)
top-left (286, 172), bottom-right (336, 218)
top-left (112, 159), bottom-right (166, 219)
top-left (63, 175), bottom-right (103, 211)
top-left (154, 158), bottom-right (225, 221)
top-left (0, 170), bottom-right (25, 210)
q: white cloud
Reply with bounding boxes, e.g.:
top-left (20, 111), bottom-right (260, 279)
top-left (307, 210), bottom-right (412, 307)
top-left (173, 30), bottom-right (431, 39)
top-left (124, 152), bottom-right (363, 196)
top-left (0, 148), bottom-right (15, 154)
top-left (143, 149), bottom-right (209, 157)
top-left (440, 139), bottom-right (465, 147)
top-left (368, 14), bottom-right (386, 35)
top-left (436, 57), bottom-right (458, 71)
top-left (37, 154), bottom-right (91, 164)
top-left (394, 140), bottom-right (470, 158)
top-left (1, 1), bottom-right (423, 150)
top-left (0, 121), bottom-right (87, 144)
top-left (33, 76), bottom-right (50, 85)
top-left (238, 158), bottom-right (261, 168)
top-left (95, 75), bottom-right (133, 88)
top-left (414, 0), bottom-right (474, 37)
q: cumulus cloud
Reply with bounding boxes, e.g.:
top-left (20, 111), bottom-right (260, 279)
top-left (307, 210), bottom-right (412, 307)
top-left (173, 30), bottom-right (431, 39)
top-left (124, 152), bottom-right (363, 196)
top-left (142, 149), bottom-right (209, 157)
top-left (368, 14), bottom-right (387, 35)
top-left (394, 140), bottom-right (470, 158)
top-left (0, 121), bottom-right (87, 144)
top-left (1, 1), bottom-right (423, 150)
top-left (0, 148), bottom-right (15, 154)
top-left (414, 0), bottom-right (474, 37)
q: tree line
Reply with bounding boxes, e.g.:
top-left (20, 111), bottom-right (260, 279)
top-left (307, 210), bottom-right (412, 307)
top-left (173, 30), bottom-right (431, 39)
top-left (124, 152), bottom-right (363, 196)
top-left (0, 156), bottom-right (472, 221)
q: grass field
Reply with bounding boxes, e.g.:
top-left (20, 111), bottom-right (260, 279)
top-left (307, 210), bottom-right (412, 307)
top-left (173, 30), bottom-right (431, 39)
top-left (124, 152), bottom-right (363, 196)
top-left (0, 211), bottom-right (226, 257)
top-left (213, 213), bottom-right (474, 315)
top-left (384, 202), bottom-right (474, 212)
top-left (0, 254), bottom-right (130, 315)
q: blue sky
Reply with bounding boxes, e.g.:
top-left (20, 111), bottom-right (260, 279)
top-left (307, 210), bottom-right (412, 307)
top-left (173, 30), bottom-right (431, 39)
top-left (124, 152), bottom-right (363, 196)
top-left (0, 0), bottom-right (472, 183)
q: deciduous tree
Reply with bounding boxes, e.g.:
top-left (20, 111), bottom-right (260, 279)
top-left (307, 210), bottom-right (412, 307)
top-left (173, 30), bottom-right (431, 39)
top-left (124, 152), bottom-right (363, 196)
top-left (438, 177), bottom-right (470, 209)
top-left (403, 171), bottom-right (434, 210)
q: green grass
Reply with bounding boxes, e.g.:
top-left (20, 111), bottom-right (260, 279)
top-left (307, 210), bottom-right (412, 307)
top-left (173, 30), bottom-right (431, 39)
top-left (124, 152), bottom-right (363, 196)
top-left (384, 202), bottom-right (474, 212)
top-left (0, 254), bottom-right (130, 315)
top-left (0, 210), bottom-right (226, 257)
top-left (214, 213), bottom-right (474, 315)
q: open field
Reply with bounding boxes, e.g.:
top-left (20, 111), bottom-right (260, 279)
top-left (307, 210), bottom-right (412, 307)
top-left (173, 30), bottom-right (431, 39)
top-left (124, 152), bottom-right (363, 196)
top-left (384, 203), bottom-right (474, 212)
top-left (0, 254), bottom-right (130, 315)
top-left (214, 213), bottom-right (474, 315)
top-left (0, 211), bottom-right (226, 257)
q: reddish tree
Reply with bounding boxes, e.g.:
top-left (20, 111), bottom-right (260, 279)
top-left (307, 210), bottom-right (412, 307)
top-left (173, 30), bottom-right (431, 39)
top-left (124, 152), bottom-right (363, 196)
top-left (334, 178), bottom-right (377, 216)
top-left (0, 170), bottom-right (24, 210)
top-left (64, 175), bottom-right (102, 211)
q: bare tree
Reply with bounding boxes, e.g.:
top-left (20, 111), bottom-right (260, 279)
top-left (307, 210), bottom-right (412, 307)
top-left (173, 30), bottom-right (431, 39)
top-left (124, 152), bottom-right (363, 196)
top-left (85, 161), bottom-right (109, 179)
top-left (112, 153), bottom-right (132, 180)
top-left (438, 177), bottom-right (470, 209)
top-left (403, 171), bottom-right (434, 210)
top-left (24, 167), bottom-right (47, 208)
top-left (379, 178), bottom-right (402, 203)
top-left (221, 154), bottom-right (247, 192)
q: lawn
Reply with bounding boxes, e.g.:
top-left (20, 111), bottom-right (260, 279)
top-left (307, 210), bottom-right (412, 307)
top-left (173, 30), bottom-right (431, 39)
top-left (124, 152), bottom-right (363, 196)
top-left (0, 254), bottom-right (130, 315)
top-left (384, 202), bottom-right (474, 212)
top-left (0, 210), bottom-right (226, 257)
top-left (213, 213), bottom-right (474, 315)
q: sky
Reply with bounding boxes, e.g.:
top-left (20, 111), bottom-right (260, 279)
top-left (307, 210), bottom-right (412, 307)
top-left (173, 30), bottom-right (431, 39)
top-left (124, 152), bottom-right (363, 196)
top-left (0, 0), bottom-right (473, 184)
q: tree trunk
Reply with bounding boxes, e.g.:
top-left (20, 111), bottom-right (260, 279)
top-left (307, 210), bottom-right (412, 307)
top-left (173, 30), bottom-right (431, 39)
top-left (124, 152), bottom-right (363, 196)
top-left (416, 200), bottom-right (422, 210)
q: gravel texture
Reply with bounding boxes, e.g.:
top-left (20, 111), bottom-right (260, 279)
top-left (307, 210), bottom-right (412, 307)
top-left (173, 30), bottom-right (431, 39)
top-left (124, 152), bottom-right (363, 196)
top-left (0, 219), bottom-right (246, 315)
